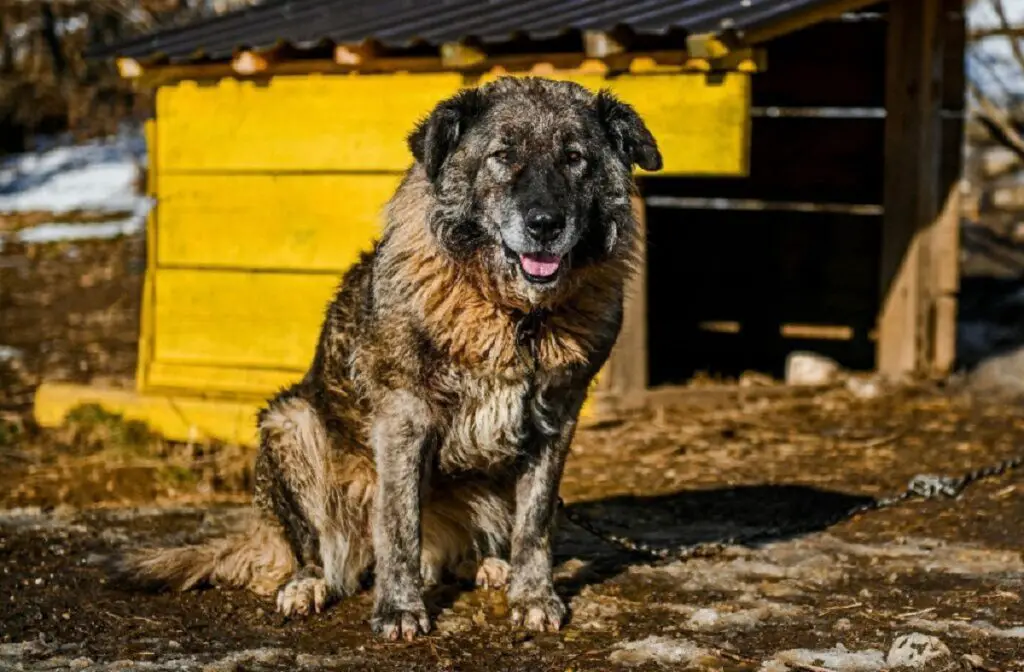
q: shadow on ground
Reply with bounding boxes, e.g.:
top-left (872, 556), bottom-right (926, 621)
top-left (553, 484), bottom-right (874, 600)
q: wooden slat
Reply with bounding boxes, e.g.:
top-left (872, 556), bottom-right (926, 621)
top-left (442, 70), bottom-right (751, 177)
top-left (137, 118), bottom-right (158, 393)
top-left (156, 74), bottom-right (464, 173)
top-left (146, 362), bottom-right (302, 397)
top-left (157, 174), bottom-right (397, 270)
top-left (877, 0), bottom-right (945, 375)
top-left (753, 18), bottom-right (887, 108)
top-left (157, 71), bottom-right (750, 177)
top-left (35, 382), bottom-right (264, 447)
top-left (932, 0), bottom-right (966, 373)
top-left (151, 268), bottom-right (339, 371)
top-left (642, 117), bottom-right (885, 205)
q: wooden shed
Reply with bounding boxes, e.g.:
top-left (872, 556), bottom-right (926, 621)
top-left (35, 0), bottom-right (966, 446)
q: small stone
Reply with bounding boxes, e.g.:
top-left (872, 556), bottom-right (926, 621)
top-left (167, 641), bottom-right (181, 650)
top-left (834, 618), bottom-right (852, 631)
top-left (886, 633), bottom-right (951, 668)
top-left (254, 608), bottom-right (265, 618)
top-left (69, 658), bottom-right (94, 669)
top-left (785, 352), bottom-right (841, 386)
top-left (846, 376), bottom-right (884, 400)
top-left (687, 608), bottom-right (720, 629)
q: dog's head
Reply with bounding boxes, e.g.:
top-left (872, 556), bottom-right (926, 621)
top-left (408, 76), bottom-right (661, 306)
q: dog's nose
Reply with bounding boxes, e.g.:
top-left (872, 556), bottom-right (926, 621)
top-left (525, 209), bottom-right (565, 244)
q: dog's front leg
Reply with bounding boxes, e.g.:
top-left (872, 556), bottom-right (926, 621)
top-left (369, 390), bottom-right (433, 641)
top-left (508, 391), bottom-right (584, 632)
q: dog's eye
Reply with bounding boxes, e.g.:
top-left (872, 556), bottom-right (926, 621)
top-left (492, 150), bottom-right (511, 164)
top-left (566, 150), bottom-right (584, 165)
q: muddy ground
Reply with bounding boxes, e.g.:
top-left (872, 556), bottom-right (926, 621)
top-left (1, 234), bottom-right (1024, 671)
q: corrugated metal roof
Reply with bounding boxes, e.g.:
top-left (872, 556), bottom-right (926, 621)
top-left (90, 0), bottom-right (866, 63)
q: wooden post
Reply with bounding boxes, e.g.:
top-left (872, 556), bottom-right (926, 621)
top-left (931, 0), bottom-right (966, 373)
top-left (593, 194), bottom-right (648, 412)
top-left (877, 0), bottom-right (945, 376)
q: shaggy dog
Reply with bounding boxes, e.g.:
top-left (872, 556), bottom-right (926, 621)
top-left (115, 76), bottom-right (662, 640)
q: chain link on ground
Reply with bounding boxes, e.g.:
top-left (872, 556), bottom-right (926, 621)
top-left (558, 453), bottom-right (1024, 562)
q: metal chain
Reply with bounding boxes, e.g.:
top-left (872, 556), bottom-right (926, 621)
top-left (558, 453), bottom-right (1024, 563)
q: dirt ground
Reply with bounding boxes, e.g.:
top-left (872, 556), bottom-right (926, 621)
top-left (2, 234), bottom-right (1024, 671)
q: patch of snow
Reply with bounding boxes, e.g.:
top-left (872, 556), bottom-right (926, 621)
top-left (0, 127), bottom-right (147, 215)
top-left (0, 345), bottom-right (24, 361)
top-left (609, 636), bottom-right (718, 667)
top-left (968, 0), bottom-right (1024, 102)
top-left (886, 633), bottom-right (951, 668)
top-left (762, 644), bottom-right (886, 672)
top-left (904, 617), bottom-right (1024, 639)
top-left (12, 213), bottom-right (147, 245)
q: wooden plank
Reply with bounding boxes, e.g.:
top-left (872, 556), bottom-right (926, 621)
top-left (158, 71), bottom-right (749, 177)
top-left (471, 70), bottom-right (751, 176)
top-left (877, 0), bottom-right (945, 375)
top-left (151, 268), bottom-right (339, 371)
top-left (931, 0), bottom-right (966, 373)
top-left (136, 118), bottom-right (158, 393)
top-left (157, 174), bottom-right (397, 271)
top-left (592, 195), bottom-right (648, 412)
top-left (156, 74), bottom-right (464, 173)
top-left (35, 382), bottom-right (264, 447)
top-left (146, 362), bottom-right (302, 397)
top-left (753, 19), bottom-right (887, 108)
top-left (642, 117), bottom-right (886, 205)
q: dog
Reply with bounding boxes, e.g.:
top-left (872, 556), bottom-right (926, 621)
top-left (114, 76), bottom-right (662, 641)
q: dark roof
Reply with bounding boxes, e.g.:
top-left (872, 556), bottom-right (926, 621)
top-left (91, 0), bottom-right (874, 64)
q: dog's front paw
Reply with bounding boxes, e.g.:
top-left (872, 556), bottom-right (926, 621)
top-left (276, 573), bottom-right (330, 617)
top-left (371, 604), bottom-right (431, 642)
top-left (509, 590), bottom-right (566, 632)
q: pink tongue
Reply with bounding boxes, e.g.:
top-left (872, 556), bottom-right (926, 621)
top-left (519, 253), bottom-right (561, 277)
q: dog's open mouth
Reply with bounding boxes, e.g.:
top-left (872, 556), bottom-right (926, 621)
top-left (518, 252), bottom-right (562, 283)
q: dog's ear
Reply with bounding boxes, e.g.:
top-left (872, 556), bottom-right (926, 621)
top-left (408, 88), bottom-right (484, 181)
top-left (594, 90), bottom-right (662, 172)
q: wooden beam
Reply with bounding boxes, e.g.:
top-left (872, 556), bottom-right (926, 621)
top-left (126, 50), bottom-right (763, 87)
top-left (931, 0), bottom-right (966, 374)
top-left (231, 50), bottom-right (269, 76)
top-left (440, 42), bottom-right (486, 68)
top-left (584, 31), bottom-right (625, 59)
top-left (592, 194), bottom-right (648, 413)
top-left (739, 0), bottom-right (891, 45)
top-left (877, 0), bottom-right (945, 375)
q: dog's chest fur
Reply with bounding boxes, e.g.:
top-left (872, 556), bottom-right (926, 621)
top-left (436, 373), bottom-right (534, 474)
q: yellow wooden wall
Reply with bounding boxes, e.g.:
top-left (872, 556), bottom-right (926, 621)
top-left (140, 70), bottom-right (751, 405)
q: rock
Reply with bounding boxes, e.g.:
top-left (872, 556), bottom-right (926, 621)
top-left (785, 352), bottom-right (841, 387)
top-left (609, 636), bottom-right (719, 667)
top-left (687, 608), bottom-right (721, 629)
top-left (766, 644), bottom-right (886, 672)
top-left (845, 375), bottom-right (884, 400)
top-left (886, 633), bottom-right (951, 668)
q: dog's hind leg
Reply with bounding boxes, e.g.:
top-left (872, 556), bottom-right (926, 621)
top-left (258, 394), bottom-right (375, 616)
